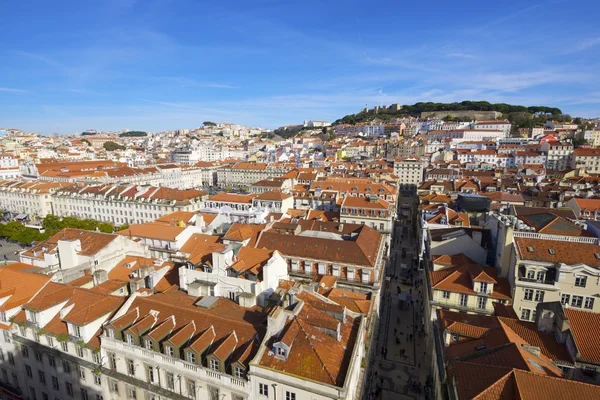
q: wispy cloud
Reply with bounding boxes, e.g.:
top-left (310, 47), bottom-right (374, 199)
top-left (161, 77), bottom-right (240, 89)
top-left (567, 37), bottom-right (600, 53)
top-left (14, 50), bottom-right (61, 67)
top-left (0, 87), bottom-right (29, 93)
top-left (447, 52), bottom-right (477, 59)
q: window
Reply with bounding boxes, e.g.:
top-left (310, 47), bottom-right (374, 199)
top-left (459, 294), bottom-right (468, 307)
top-left (166, 372), bottom-right (175, 390)
top-left (107, 329), bottom-right (115, 339)
top-left (521, 309), bottom-right (531, 320)
top-left (208, 387), bottom-right (219, 400)
top-left (584, 297), bottom-right (595, 310)
top-left (72, 325), bottom-right (81, 338)
top-left (534, 290), bottom-right (545, 302)
top-left (572, 295), bottom-right (583, 308)
top-left (165, 345), bottom-right (174, 357)
top-left (22, 345), bottom-right (29, 358)
top-left (209, 359), bottom-right (219, 371)
top-left (126, 334), bottom-right (134, 344)
top-left (61, 342), bottom-right (68, 352)
top-left (52, 376), bottom-right (59, 390)
top-left (479, 282), bottom-right (488, 293)
top-left (29, 386), bottom-right (37, 400)
top-left (48, 355), bottom-right (56, 368)
top-left (62, 360), bottom-right (71, 373)
top-left (186, 352), bottom-right (196, 363)
top-left (286, 392), bottom-right (296, 400)
top-left (26, 365), bottom-right (33, 378)
top-left (146, 365), bottom-right (155, 383)
top-left (78, 366), bottom-right (85, 379)
top-left (145, 339), bottom-right (153, 350)
top-left (108, 352), bottom-right (117, 369)
top-left (127, 359), bottom-right (135, 375)
top-left (108, 379), bottom-right (119, 394)
top-left (93, 352), bottom-right (101, 364)
top-left (66, 382), bottom-right (73, 397)
top-left (575, 275), bottom-right (587, 288)
top-left (39, 370), bottom-right (46, 384)
top-left (526, 270), bottom-right (535, 279)
top-left (477, 296), bottom-right (487, 310)
top-left (96, 396), bottom-right (103, 400)
top-left (0, 350), bottom-right (3, 362)
top-left (127, 386), bottom-right (137, 400)
top-left (94, 374), bottom-right (101, 386)
top-left (536, 271), bottom-right (546, 282)
top-left (277, 346), bottom-right (286, 357)
top-left (42, 392), bottom-right (49, 400)
top-left (233, 366), bottom-right (244, 378)
top-left (8, 352), bottom-right (14, 365)
top-left (523, 289), bottom-right (534, 301)
top-left (561, 293), bottom-right (570, 305)
top-left (442, 291), bottom-right (450, 299)
top-left (259, 383), bottom-right (269, 397)
top-left (186, 380), bottom-right (196, 399)
top-left (80, 388), bottom-right (88, 400)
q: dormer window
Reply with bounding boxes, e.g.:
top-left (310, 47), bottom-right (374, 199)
top-left (233, 366), bottom-right (245, 379)
top-left (145, 339), bottom-right (153, 350)
top-left (186, 352), bottom-right (196, 363)
top-left (165, 345), bottom-right (174, 357)
top-left (209, 359), bottom-right (219, 371)
top-left (125, 334), bottom-right (134, 344)
top-left (72, 325), bottom-right (81, 338)
top-left (277, 347), bottom-right (286, 357)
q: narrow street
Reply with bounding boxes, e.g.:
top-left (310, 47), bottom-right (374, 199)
top-left (367, 196), bottom-right (433, 400)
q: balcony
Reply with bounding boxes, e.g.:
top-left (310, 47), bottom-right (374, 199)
top-left (431, 296), bottom-right (493, 315)
top-left (102, 337), bottom-right (249, 392)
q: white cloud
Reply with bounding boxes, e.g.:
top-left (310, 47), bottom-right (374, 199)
top-left (568, 37), bottom-right (600, 53)
top-left (0, 87), bottom-right (28, 93)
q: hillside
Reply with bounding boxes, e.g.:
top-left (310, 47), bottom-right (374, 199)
top-left (333, 101), bottom-right (566, 130)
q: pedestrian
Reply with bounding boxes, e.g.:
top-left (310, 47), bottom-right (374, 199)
top-left (394, 328), bottom-right (397, 335)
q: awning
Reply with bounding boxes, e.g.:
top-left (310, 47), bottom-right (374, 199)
top-left (15, 214), bottom-right (28, 220)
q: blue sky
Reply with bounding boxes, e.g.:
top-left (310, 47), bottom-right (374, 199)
top-left (1, 0), bottom-right (599, 134)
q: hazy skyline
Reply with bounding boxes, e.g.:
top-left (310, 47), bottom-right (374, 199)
top-left (1, 0), bottom-right (599, 134)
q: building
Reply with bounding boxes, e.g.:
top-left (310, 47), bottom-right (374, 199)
top-left (565, 198), bottom-right (600, 220)
top-left (179, 244), bottom-right (289, 306)
top-left (340, 195), bottom-right (394, 233)
top-left (202, 193), bottom-right (267, 224)
top-left (393, 158), bottom-right (424, 191)
top-left (510, 234), bottom-right (600, 322)
top-left (429, 254), bottom-right (512, 315)
top-left (0, 180), bottom-right (70, 218)
top-left (256, 220), bottom-right (386, 290)
top-left (216, 163), bottom-right (291, 188)
top-left (541, 141), bottom-right (573, 171)
top-left (472, 119), bottom-right (512, 136)
top-left (52, 184), bottom-right (207, 226)
top-left (19, 228), bottom-right (150, 279)
top-left (572, 148), bottom-right (600, 173)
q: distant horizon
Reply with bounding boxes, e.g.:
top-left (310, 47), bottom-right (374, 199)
top-left (1, 0), bottom-right (599, 134)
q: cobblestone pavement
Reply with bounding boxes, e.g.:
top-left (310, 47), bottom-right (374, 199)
top-left (0, 239), bottom-right (22, 264)
top-left (368, 198), bottom-right (433, 400)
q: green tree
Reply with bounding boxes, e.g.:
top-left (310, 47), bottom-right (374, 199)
top-left (119, 131), bottom-right (147, 137)
top-left (81, 138), bottom-right (91, 146)
top-left (203, 121), bottom-right (217, 127)
top-left (98, 223), bottom-right (114, 233)
top-left (103, 141), bottom-right (126, 151)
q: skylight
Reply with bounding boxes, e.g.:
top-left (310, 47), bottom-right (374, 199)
top-left (526, 246), bottom-right (534, 252)
top-left (548, 249), bottom-right (555, 255)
